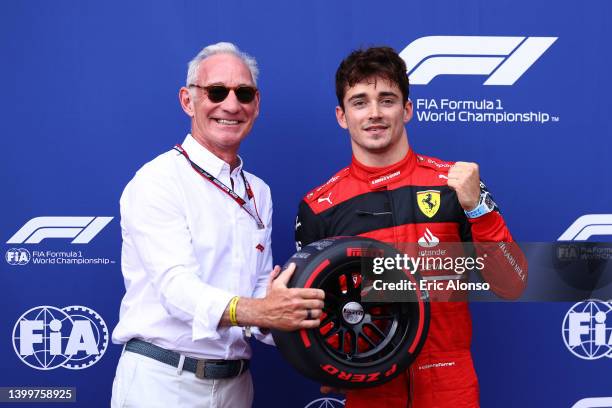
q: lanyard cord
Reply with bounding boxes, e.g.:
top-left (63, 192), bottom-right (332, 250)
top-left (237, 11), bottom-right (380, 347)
top-left (173, 144), bottom-right (265, 229)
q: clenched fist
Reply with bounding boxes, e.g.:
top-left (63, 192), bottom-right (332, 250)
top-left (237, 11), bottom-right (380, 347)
top-left (446, 162), bottom-right (481, 211)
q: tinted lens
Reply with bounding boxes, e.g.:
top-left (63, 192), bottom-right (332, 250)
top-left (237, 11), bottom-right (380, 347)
top-left (235, 86), bottom-right (257, 103)
top-left (206, 86), bottom-right (231, 103)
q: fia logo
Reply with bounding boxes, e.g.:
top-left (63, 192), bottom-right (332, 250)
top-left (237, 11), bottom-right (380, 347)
top-left (6, 248), bottom-right (31, 265)
top-left (562, 299), bottom-right (612, 360)
top-left (12, 305), bottom-right (109, 370)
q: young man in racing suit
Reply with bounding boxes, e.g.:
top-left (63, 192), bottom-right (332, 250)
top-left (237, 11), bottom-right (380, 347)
top-left (295, 47), bottom-right (527, 407)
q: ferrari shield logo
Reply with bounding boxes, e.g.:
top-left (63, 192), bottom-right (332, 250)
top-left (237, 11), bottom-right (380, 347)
top-left (417, 190), bottom-right (440, 218)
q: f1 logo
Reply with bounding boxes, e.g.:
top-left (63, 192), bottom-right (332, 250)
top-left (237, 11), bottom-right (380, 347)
top-left (7, 217), bottom-right (113, 244)
top-left (399, 36), bottom-right (557, 85)
top-left (571, 397), bottom-right (612, 408)
top-left (558, 214), bottom-right (612, 241)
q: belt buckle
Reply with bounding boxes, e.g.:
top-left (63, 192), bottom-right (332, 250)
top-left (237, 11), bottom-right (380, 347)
top-left (195, 360), bottom-right (206, 379)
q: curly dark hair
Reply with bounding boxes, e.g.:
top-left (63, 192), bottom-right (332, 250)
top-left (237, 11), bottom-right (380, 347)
top-left (335, 46), bottom-right (409, 109)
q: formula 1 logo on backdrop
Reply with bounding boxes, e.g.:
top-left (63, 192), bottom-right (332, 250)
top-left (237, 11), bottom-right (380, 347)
top-left (404, 36), bottom-right (560, 125)
top-left (572, 398), bottom-right (612, 408)
top-left (12, 305), bottom-right (109, 370)
top-left (399, 36), bottom-right (557, 85)
top-left (7, 216), bottom-right (113, 244)
top-left (559, 214), bottom-right (612, 241)
top-left (562, 300), bottom-right (612, 360)
top-left (5, 217), bottom-right (115, 266)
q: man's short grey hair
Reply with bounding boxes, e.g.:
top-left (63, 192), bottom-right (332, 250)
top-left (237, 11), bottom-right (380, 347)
top-left (186, 42), bottom-right (259, 86)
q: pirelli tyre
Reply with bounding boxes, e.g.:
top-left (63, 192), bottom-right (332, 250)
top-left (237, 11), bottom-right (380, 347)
top-left (272, 237), bottom-right (430, 389)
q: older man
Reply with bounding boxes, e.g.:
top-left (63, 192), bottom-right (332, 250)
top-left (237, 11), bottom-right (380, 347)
top-left (111, 42), bottom-right (324, 408)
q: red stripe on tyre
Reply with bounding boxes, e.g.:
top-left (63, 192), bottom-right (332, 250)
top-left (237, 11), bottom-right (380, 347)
top-left (304, 259), bottom-right (330, 288)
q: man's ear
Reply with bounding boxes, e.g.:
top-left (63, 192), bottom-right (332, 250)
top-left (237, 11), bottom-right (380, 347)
top-left (179, 87), bottom-right (194, 117)
top-left (253, 90), bottom-right (260, 119)
top-left (403, 98), bottom-right (413, 124)
top-left (336, 105), bottom-right (348, 129)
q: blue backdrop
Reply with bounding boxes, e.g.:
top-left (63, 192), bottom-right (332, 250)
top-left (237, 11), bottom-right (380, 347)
top-left (2, 1), bottom-right (611, 407)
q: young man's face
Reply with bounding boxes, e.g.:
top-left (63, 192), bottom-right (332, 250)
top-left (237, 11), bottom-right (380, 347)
top-left (336, 77), bottom-right (412, 159)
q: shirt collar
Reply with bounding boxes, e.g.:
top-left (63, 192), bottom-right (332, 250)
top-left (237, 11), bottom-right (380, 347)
top-left (181, 134), bottom-right (244, 178)
top-left (349, 148), bottom-right (417, 189)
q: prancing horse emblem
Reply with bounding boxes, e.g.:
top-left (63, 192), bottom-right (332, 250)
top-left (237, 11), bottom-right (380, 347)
top-left (417, 190), bottom-right (441, 218)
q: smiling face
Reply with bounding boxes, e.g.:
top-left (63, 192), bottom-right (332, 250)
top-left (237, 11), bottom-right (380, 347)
top-left (179, 53), bottom-right (260, 162)
top-left (336, 76), bottom-right (412, 166)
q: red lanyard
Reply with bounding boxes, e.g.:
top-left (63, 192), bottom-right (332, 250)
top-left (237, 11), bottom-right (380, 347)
top-left (174, 144), bottom-right (265, 229)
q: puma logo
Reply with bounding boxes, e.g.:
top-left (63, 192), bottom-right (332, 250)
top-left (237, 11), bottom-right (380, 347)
top-left (318, 192), bottom-right (332, 205)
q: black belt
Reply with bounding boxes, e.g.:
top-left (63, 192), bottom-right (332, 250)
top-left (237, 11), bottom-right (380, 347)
top-left (125, 339), bottom-right (249, 379)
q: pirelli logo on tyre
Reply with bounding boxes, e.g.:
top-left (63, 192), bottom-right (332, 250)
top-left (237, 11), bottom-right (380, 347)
top-left (320, 363), bottom-right (399, 384)
top-left (346, 248), bottom-right (385, 258)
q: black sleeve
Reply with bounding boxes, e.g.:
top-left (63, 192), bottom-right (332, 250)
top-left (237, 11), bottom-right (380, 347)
top-left (295, 200), bottom-right (326, 251)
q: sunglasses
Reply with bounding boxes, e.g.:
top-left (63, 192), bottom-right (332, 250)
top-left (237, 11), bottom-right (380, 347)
top-left (189, 84), bottom-right (258, 104)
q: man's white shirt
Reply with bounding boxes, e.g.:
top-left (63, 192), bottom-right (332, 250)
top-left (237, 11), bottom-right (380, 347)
top-left (112, 134), bottom-right (273, 360)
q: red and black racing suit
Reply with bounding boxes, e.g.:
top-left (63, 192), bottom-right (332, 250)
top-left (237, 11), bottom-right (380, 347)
top-left (295, 149), bottom-right (527, 407)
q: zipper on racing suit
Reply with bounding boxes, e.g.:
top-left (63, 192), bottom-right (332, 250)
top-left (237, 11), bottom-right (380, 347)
top-left (385, 188), bottom-right (414, 408)
top-left (358, 188), bottom-right (414, 407)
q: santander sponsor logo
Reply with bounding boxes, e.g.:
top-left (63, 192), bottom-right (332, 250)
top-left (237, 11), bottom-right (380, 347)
top-left (418, 228), bottom-right (440, 248)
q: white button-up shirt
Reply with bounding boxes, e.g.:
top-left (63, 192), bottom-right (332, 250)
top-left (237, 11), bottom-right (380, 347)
top-left (112, 134), bottom-right (273, 360)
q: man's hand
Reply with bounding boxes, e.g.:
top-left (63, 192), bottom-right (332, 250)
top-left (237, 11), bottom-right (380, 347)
top-left (257, 263), bottom-right (325, 330)
top-left (446, 162), bottom-right (481, 211)
top-left (222, 264), bottom-right (325, 330)
top-left (320, 385), bottom-right (347, 395)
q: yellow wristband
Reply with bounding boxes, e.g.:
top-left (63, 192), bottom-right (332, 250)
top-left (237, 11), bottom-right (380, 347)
top-left (229, 296), bottom-right (240, 326)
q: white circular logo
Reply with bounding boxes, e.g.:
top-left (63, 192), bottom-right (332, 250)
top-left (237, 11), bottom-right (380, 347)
top-left (6, 248), bottom-right (30, 265)
top-left (12, 305), bottom-right (109, 370)
top-left (562, 299), bottom-right (612, 360)
top-left (304, 397), bottom-right (345, 408)
top-left (342, 302), bottom-right (364, 324)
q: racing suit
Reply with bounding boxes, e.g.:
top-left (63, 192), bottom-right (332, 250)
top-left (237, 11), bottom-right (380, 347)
top-left (295, 149), bottom-right (527, 407)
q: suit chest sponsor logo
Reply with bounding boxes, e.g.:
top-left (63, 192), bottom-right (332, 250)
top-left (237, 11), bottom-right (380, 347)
top-left (417, 156), bottom-right (452, 169)
top-left (417, 190), bottom-right (441, 218)
top-left (418, 228), bottom-right (440, 248)
top-left (370, 171), bottom-right (401, 186)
